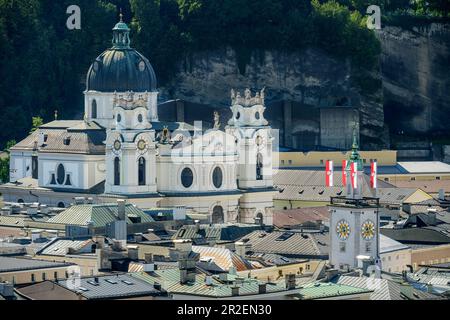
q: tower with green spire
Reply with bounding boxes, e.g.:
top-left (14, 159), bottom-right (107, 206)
top-left (345, 125), bottom-right (364, 199)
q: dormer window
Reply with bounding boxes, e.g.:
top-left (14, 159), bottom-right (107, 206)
top-left (63, 137), bottom-right (71, 146)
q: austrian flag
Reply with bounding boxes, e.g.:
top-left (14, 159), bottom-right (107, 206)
top-left (371, 161), bottom-right (377, 189)
top-left (350, 162), bottom-right (358, 189)
top-left (325, 160), bottom-right (334, 187)
top-left (342, 160), bottom-right (348, 186)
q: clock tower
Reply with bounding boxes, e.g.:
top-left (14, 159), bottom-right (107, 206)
top-left (104, 92), bottom-right (157, 195)
top-left (328, 131), bottom-right (381, 271)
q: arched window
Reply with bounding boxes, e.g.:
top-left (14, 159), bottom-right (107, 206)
top-left (212, 206), bottom-right (224, 224)
top-left (256, 212), bottom-right (264, 225)
top-left (212, 167), bottom-right (223, 189)
top-left (91, 100), bottom-right (97, 119)
top-left (138, 157), bottom-right (146, 186)
top-left (57, 202), bottom-right (65, 208)
top-left (32, 156), bottom-right (38, 179)
top-left (56, 164), bottom-right (65, 185)
top-left (181, 168), bottom-right (193, 188)
top-left (256, 153), bottom-right (263, 180)
top-left (114, 157), bottom-right (120, 186)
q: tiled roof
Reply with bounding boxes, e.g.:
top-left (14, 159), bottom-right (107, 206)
top-left (192, 245), bottom-right (253, 272)
top-left (381, 225), bottom-right (450, 244)
top-left (390, 179), bottom-right (450, 194)
top-left (239, 230), bottom-right (329, 258)
top-left (58, 274), bottom-right (160, 299)
top-left (11, 121), bottom-right (105, 155)
top-left (397, 162), bottom-right (450, 174)
top-left (46, 203), bottom-right (154, 227)
top-left (273, 207), bottom-right (330, 228)
top-left (0, 256), bottom-right (71, 273)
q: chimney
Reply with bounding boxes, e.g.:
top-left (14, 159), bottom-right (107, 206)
top-left (144, 263), bottom-right (155, 272)
top-left (235, 241), bottom-right (250, 258)
top-left (325, 269), bottom-right (339, 281)
top-left (194, 220), bottom-right (200, 233)
top-left (231, 286), bottom-right (240, 297)
top-left (438, 189), bottom-right (445, 201)
top-left (427, 209), bottom-right (437, 225)
top-left (175, 240), bottom-right (199, 284)
top-left (117, 199), bottom-right (126, 221)
top-left (258, 283), bottom-right (267, 294)
top-left (205, 276), bottom-right (213, 286)
top-left (285, 274), bottom-right (296, 290)
top-left (153, 282), bottom-right (162, 291)
top-left (144, 253), bottom-right (154, 263)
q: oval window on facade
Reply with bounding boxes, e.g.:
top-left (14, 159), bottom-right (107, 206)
top-left (117, 114), bottom-right (122, 123)
top-left (138, 114), bottom-right (143, 123)
top-left (181, 168), bottom-right (194, 188)
top-left (212, 167), bottom-right (223, 189)
top-left (56, 164), bottom-right (65, 185)
top-left (236, 112), bottom-right (241, 120)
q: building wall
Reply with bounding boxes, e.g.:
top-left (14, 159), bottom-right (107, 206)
top-left (274, 150), bottom-right (397, 168)
top-left (411, 244), bottom-right (450, 271)
top-left (9, 150), bottom-right (33, 182)
top-left (0, 266), bottom-right (71, 285)
top-left (236, 261), bottom-right (323, 282)
top-left (35, 255), bottom-right (100, 277)
top-left (380, 248), bottom-right (412, 273)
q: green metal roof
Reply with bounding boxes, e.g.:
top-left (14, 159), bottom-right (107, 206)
top-left (298, 282), bottom-right (372, 300)
top-left (131, 269), bottom-right (291, 298)
top-left (46, 204), bottom-right (153, 228)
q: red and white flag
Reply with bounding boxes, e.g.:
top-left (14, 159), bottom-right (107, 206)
top-left (370, 161), bottom-right (377, 189)
top-left (350, 162), bottom-right (358, 189)
top-left (342, 160), bottom-right (348, 186)
top-left (325, 160), bottom-right (334, 187)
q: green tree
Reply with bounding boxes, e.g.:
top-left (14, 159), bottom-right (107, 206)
top-left (0, 139), bottom-right (16, 183)
top-left (30, 116), bottom-right (43, 134)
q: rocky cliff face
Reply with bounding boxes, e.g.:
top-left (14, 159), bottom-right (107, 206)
top-left (377, 23), bottom-right (450, 136)
top-left (159, 47), bottom-right (386, 149)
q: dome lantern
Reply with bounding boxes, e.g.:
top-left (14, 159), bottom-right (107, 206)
top-left (112, 12), bottom-right (131, 49)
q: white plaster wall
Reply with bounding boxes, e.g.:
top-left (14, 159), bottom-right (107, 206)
top-left (9, 151), bottom-right (33, 182)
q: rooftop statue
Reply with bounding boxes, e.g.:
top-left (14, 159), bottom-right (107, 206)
top-left (213, 111), bottom-right (221, 130)
top-left (231, 87), bottom-right (266, 107)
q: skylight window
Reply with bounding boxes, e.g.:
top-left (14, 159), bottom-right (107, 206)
top-left (275, 232), bottom-right (294, 241)
top-left (122, 280), bottom-right (134, 285)
top-left (105, 279), bottom-right (118, 284)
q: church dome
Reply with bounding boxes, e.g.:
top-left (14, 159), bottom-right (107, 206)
top-left (86, 17), bottom-right (157, 93)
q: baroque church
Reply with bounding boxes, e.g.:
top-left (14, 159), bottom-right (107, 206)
top-left (1, 17), bottom-right (276, 226)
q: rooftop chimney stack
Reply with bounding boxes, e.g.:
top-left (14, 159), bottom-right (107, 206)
top-left (117, 199), bottom-right (126, 220)
top-left (285, 273), bottom-right (296, 290)
top-left (231, 286), bottom-right (240, 297)
top-left (438, 189), bottom-right (445, 201)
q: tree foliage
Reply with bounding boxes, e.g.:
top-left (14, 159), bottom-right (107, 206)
top-left (0, 0), bottom-right (448, 149)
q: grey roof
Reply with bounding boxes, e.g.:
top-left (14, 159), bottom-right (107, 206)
top-left (333, 275), bottom-right (440, 300)
top-left (239, 230), bottom-right (329, 259)
top-left (46, 203), bottom-right (154, 228)
top-left (58, 274), bottom-right (160, 299)
top-left (173, 224), bottom-right (262, 244)
top-left (381, 224), bottom-right (450, 245)
top-left (379, 234), bottom-right (410, 254)
top-left (11, 121), bottom-right (106, 155)
top-left (37, 237), bottom-right (95, 256)
top-left (397, 162), bottom-right (450, 174)
top-left (0, 256), bottom-right (71, 273)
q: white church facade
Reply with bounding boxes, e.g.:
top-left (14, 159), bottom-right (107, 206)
top-left (1, 18), bottom-right (276, 226)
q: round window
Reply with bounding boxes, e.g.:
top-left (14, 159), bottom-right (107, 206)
top-left (117, 114), bottom-right (122, 123)
top-left (56, 164), bottom-right (65, 185)
top-left (138, 114), bottom-right (143, 123)
top-left (181, 168), bottom-right (194, 188)
top-left (212, 167), bottom-right (223, 189)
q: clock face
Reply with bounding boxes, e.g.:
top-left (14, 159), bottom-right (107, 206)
top-left (113, 140), bottom-right (121, 151)
top-left (336, 220), bottom-right (350, 240)
top-left (361, 220), bottom-right (375, 240)
top-left (137, 139), bottom-right (147, 151)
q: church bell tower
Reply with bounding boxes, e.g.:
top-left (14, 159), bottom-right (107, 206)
top-left (328, 129), bottom-right (381, 271)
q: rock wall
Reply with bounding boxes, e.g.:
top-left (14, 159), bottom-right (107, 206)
top-left (159, 47), bottom-right (386, 149)
top-left (377, 23), bottom-right (450, 135)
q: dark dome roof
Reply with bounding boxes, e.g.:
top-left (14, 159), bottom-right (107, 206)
top-left (86, 19), bottom-right (157, 92)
